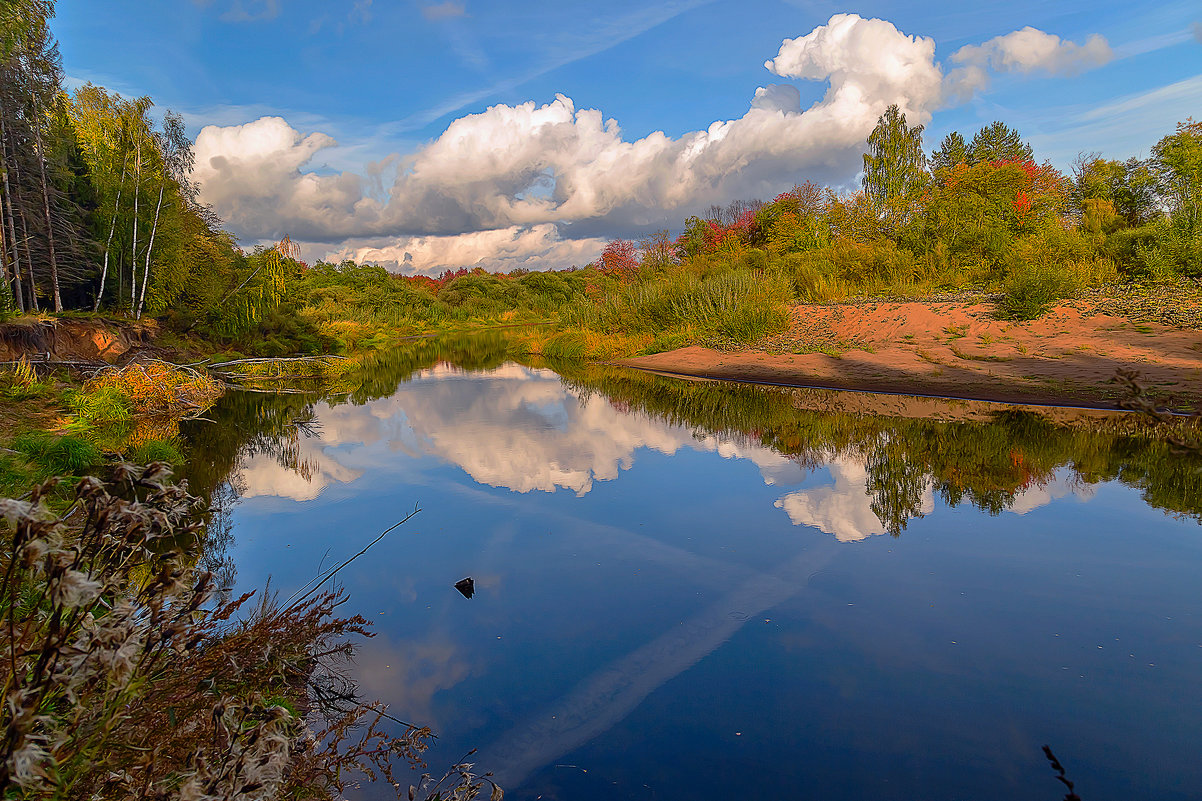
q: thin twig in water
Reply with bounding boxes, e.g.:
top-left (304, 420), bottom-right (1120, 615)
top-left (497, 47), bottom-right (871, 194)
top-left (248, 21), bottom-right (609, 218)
top-left (281, 505), bottom-right (421, 613)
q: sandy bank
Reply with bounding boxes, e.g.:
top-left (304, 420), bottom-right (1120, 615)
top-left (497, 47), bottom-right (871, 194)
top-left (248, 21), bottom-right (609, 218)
top-left (615, 300), bottom-right (1202, 409)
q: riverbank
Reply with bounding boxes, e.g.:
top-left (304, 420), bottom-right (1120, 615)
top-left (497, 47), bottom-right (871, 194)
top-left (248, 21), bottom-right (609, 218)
top-left (615, 297), bottom-right (1202, 410)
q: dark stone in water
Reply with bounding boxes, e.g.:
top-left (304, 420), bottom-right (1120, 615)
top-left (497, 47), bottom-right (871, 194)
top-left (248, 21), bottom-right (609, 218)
top-left (454, 577), bottom-right (474, 599)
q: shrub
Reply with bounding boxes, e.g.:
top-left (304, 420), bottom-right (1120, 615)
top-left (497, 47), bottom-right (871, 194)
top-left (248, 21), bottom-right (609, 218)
top-left (0, 465), bottom-right (499, 799)
top-left (84, 362), bottom-right (223, 418)
top-left (998, 261), bottom-right (1081, 320)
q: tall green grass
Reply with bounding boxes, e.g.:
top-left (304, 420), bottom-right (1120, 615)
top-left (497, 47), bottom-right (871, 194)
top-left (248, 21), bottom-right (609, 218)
top-left (11, 433), bottom-right (102, 476)
top-left (569, 269), bottom-right (790, 345)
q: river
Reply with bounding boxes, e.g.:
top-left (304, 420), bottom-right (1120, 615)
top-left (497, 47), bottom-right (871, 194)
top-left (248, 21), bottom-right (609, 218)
top-left (178, 331), bottom-right (1202, 801)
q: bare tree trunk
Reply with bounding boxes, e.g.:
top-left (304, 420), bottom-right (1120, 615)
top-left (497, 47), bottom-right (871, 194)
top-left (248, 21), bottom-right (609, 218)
top-left (136, 183), bottom-right (162, 319)
top-left (32, 109), bottom-right (60, 311)
top-left (0, 118), bottom-right (25, 313)
top-left (17, 201), bottom-right (38, 312)
top-left (93, 153), bottom-right (126, 311)
top-left (129, 145), bottom-right (140, 315)
top-left (0, 180), bottom-right (10, 310)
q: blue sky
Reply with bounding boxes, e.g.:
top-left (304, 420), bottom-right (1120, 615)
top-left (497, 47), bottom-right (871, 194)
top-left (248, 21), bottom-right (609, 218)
top-left (56, 0), bottom-right (1202, 272)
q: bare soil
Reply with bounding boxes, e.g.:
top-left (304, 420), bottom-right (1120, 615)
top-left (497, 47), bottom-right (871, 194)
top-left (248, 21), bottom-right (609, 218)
top-left (0, 317), bottom-right (158, 364)
top-left (617, 297), bottom-right (1202, 410)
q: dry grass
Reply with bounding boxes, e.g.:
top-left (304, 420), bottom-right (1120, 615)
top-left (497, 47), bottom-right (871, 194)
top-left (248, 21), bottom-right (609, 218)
top-left (0, 464), bottom-right (500, 800)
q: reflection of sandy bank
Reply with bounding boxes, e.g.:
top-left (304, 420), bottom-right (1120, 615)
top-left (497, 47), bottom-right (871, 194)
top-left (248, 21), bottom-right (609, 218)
top-left (238, 364), bottom-right (803, 500)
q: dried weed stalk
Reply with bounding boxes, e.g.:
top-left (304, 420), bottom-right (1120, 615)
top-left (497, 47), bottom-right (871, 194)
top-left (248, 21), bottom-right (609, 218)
top-left (0, 464), bottom-right (500, 800)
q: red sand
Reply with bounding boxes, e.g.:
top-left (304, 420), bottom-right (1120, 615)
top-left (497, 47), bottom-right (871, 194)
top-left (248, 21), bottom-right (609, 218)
top-left (616, 301), bottom-right (1202, 409)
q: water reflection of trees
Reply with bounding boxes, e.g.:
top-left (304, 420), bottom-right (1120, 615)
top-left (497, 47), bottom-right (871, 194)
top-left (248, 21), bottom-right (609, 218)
top-left (556, 365), bottom-right (1202, 534)
top-left (178, 329), bottom-right (1201, 562)
top-left (175, 330), bottom-right (527, 575)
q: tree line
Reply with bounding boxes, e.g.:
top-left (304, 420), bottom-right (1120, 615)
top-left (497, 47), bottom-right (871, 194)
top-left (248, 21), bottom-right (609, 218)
top-left (4, 2), bottom-right (1200, 348)
top-left (599, 107), bottom-right (1201, 317)
top-left (0, 1), bottom-right (290, 336)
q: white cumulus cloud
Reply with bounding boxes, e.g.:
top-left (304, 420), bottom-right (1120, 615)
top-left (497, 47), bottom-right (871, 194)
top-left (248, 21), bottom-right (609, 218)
top-left (192, 14), bottom-right (1111, 273)
top-left (331, 224), bottom-right (607, 274)
top-left (947, 27), bottom-right (1113, 99)
top-left (193, 116), bottom-right (382, 242)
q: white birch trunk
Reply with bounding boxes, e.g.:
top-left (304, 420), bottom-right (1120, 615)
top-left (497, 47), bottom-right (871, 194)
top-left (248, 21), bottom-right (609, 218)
top-left (93, 155), bottom-right (126, 311)
top-left (136, 183), bottom-right (163, 319)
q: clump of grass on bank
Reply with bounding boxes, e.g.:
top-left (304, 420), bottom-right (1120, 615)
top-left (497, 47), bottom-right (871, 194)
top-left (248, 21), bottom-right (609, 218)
top-left (550, 269), bottom-right (790, 358)
top-left (9, 432), bottom-right (101, 478)
top-left (0, 357), bottom-right (57, 401)
top-left (997, 258), bottom-right (1118, 321)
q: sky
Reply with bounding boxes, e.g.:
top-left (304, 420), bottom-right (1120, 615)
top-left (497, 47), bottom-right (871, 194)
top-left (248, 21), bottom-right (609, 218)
top-left (55, 0), bottom-right (1202, 274)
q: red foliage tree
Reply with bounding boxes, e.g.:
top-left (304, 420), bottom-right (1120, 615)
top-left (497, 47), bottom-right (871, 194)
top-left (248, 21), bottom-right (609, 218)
top-left (598, 239), bottom-right (639, 279)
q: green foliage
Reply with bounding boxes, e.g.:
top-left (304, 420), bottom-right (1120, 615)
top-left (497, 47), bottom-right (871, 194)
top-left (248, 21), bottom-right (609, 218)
top-left (129, 438), bottom-right (184, 465)
top-left (67, 384), bottom-right (132, 425)
top-left (10, 432), bottom-right (102, 476)
top-left (570, 268), bottom-right (789, 345)
top-left (968, 120), bottom-right (1033, 165)
top-left (930, 131), bottom-right (969, 174)
top-left (998, 260), bottom-right (1082, 320)
top-left (862, 104), bottom-right (928, 231)
top-left (1072, 156), bottom-right (1159, 228)
top-left (0, 453), bottom-right (32, 497)
top-left (1151, 119), bottom-right (1202, 237)
top-left (541, 330), bottom-right (588, 361)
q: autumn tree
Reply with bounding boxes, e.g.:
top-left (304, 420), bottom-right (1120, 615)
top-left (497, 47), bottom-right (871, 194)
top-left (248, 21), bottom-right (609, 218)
top-left (862, 104), bottom-right (928, 233)
top-left (598, 238), bottom-right (639, 279)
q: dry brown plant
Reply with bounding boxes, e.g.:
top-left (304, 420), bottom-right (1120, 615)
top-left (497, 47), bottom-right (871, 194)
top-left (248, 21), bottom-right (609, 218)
top-left (0, 464), bottom-right (500, 800)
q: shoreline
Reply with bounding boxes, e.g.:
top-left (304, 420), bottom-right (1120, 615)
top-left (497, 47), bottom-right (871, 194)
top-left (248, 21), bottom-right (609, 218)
top-left (613, 299), bottom-right (1202, 412)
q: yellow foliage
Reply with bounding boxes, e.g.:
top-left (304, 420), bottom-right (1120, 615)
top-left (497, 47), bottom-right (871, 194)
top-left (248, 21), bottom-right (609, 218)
top-left (127, 418), bottom-right (182, 448)
top-left (85, 362), bottom-right (224, 418)
top-left (10, 357), bottom-right (37, 389)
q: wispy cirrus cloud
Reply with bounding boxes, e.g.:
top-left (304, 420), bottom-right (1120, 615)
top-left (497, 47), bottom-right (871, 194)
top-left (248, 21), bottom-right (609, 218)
top-left (421, 1), bottom-right (466, 21)
top-left (217, 0), bottom-right (281, 22)
top-left (393, 0), bottom-right (717, 132)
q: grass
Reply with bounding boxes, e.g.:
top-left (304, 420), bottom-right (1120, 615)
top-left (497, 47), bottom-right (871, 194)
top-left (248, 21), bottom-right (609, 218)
top-left (950, 346), bottom-right (1014, 363)
top-left (943, 325), bottom-right (968, 340)
top-left (571, 270), bottom-right (789, 343)
top-left (996, 260), bottom-right (1088, 321)
top-left (10, 432), bottom-right (102, 477)
top-left (129, 438), bottom-right (185, 465)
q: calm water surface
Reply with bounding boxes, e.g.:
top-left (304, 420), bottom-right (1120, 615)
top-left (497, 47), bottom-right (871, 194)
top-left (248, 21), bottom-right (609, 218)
top-left (181, 335), bottom-right (1202, 801)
